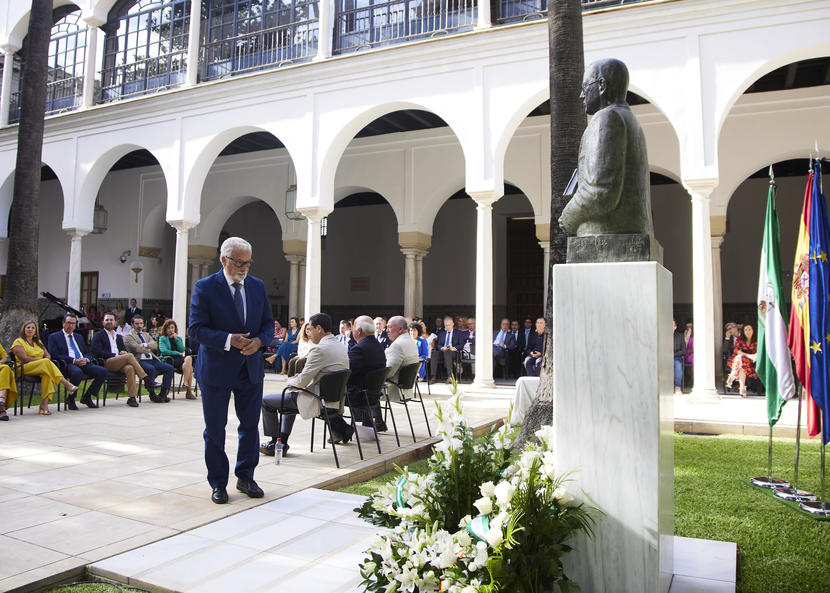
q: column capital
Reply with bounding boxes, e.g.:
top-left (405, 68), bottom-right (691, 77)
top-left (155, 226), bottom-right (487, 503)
top-left (65, 228), bottom-right (90, 239)
top-left (398, 231), bottom-right (432, 251)
top-left (1, 38), bottom-right (22, 55)
top-left (682, 178), bottom-right (719, 200)
top-left (710, 236), bottom-right (724, 249)
top-left (535, 223), bottom-right (550, 242)
top-left (538, 240), bottom-right (550, 251)
top-left (285, 254), bottom-right (305, 264)
top-left (298, 207), bottom-right (330, 222)
top-left (400, 248), bottom-right (428, 258)
top-left (169, 220), bottom-right (196, 232)
top-left (468, 190), bottom-right (502, 207)
top-left (283, 239), bottom-right (308, 256)
top-left (81, 12), bottom-right (106, 28)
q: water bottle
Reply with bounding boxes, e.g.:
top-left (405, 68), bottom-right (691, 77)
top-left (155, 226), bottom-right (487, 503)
top-left (274, 438), bottom-right (284, 465)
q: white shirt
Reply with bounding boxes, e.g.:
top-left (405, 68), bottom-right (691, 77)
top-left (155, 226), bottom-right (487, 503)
top-left (105, 329), bottom-right (119, 356)
top-left (222, 268), bottom-right (247, 351)
top-left (63, 330), bottom-right (82, 361)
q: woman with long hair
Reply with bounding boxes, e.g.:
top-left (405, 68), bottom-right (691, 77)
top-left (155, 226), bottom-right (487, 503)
top-left (409, 322), bottom-right (430, 380)
top-left (726, 323), bottom-right (758, 397)
top-left (159, 319), bottom-right (195, 399)
top-left (270, 317), bottom-right (301, 373)
top-left (10, 321), bottom-right (78, 415)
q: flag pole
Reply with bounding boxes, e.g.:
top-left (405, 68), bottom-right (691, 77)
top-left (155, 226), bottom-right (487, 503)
top-left (800, 411), bottom-right (830, 516)
top-left (775, 383), bottom-right (816, 501)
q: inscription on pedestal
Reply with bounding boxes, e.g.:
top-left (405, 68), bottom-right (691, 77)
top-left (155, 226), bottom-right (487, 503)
top-left (566, 233), bottom-right (663, 264)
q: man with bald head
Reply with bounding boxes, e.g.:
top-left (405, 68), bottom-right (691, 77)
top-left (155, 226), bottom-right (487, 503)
top-left (346, 315), bottom-right (388, 431)
top-left (385, 315), bottom-right (420, 402)
top-left (559, 58), bottom-right (653, 237)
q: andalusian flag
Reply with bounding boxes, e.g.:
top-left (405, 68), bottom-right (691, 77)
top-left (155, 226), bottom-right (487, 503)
top-left (758, 181), bottom-right (796, 426)
top-left (789, 167), bottom-right (822, 439)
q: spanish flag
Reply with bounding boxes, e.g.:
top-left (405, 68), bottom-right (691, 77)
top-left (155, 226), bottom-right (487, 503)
top-left (787, 168), bottom-right (821, 439)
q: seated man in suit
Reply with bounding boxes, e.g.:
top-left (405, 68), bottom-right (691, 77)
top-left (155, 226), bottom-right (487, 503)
top-left (47, 313), bottom-right (107, 409)
top-left (124, 315), bottom-right (174, 403)
top-left (430, 316), bottom-right (464, 384)
top-left (374, 317), bottom-right (391, 349)
top-left (345, 315), bottom-right (388, 431)
top-left (91, 312), bottom-right (153, 407)
top-left (523, 317), bottom-right (546, 377)
top-left (385, 316), bottom-right (420, 401)
top-left (492, 318), bottom-right (517, 379)
top-left (508, 319), bottom-right (524, 378)
top-left (260, 313), bottom-right (352, 455)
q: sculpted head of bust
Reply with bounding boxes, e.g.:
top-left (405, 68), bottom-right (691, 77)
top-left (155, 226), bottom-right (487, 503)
top-left (580, 58), bottom-right (629, 116)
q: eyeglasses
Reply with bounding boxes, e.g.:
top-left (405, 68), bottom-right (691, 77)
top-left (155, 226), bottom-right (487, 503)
top-left (228, 257), bottom-right (253, 268)
top-left (581, 79), bottom-right (602, 92)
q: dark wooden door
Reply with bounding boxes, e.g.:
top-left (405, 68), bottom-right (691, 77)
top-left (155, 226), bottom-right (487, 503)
top-left (506, 218), bottom-right (543, 320)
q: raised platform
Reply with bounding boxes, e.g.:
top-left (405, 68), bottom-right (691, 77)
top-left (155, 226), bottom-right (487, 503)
top-left (89, 488), bottom-right (736, 593)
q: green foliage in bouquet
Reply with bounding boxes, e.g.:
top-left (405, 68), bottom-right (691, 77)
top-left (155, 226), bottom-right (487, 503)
top-left (355, 396), bottom-right (594, 593)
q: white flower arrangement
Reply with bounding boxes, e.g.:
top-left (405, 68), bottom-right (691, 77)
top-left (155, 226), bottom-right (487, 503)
top-left (355, 396), bottom-right (593, 593)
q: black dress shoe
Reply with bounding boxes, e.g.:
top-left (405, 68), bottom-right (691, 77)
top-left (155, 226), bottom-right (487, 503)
top-left (236, 478), bottom-right (264, 498)
top-left (149, 393), bottom-right (165, 403)
top-left (159, 389), bottom-right (171, 402)
top-left (127, 397), bottom-right (139, 407)
top-left (260, 441), bottom-right (289, 456)
top-left (328, 425), bottom-right (355, 444)
top-left (211, 486), bottom-right (229, 504)
top-left (66, 395), bottom-right (79, 411)
top-left (80, 395), bottom-right (98, 409)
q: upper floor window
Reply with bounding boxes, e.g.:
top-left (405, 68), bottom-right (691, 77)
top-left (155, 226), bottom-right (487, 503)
top-left (46, 10), bottom-right (88, 113)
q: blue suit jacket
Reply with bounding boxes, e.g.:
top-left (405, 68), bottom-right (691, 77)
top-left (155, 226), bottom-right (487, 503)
top-left (90, 330), bottom-right (126, 360)
top-left (435, 329), bottom-right (464, 350)
top-left (48, 331), bottom-right (90, 366)
top-left (492, 329), bottom-right (517, 355)
top-left (347, 335), bottom-right (387, 395)
top-left (189, 271), bottom-right (274, 387)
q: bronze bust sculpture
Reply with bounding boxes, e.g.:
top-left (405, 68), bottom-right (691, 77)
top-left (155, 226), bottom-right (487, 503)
top-left (560, 59), bottom-right (659, 262)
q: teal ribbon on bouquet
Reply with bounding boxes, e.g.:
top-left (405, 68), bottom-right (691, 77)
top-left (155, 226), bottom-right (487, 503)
top-left (395, 475), bottom-right (407, 509)
top-left (466, 515), bottom-right (490, 542)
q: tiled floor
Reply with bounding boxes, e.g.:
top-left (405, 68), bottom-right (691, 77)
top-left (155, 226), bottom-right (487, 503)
top-left (91, 489), bottom-right (736, 593)
top-left (0, 377), bottom-right (506, 591)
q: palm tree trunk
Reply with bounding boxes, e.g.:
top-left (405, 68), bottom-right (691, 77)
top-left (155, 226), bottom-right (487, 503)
top-left (0, 0), bottom-right (52, 346)
top-left (514, 0), bottom-right (584, 448)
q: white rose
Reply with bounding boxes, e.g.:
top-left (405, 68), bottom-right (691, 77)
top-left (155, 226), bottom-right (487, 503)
top-left (553, 486), bottom-right (575, 506)
top-left (493, 481), bottom-right (516, 505)
top-left (484, 526), bottom-right (504, 548)
top-left (480, 481), bottom-right (496, 497)
top-left (473, 496), bottom-right (493, 516)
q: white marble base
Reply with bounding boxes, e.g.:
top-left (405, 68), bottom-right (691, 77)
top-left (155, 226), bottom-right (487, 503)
top-left (553, 262), bottom-right (674, 593)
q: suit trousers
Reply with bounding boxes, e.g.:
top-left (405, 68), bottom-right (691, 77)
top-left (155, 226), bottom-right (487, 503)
top-left (429, 349), bottom-right (457, 379)
top-left (65, 362), bottom-right (107, 397)
top-left (139, 359), bottom-right (175, 391)
top-left (201, 365), bottom-right (263, 489)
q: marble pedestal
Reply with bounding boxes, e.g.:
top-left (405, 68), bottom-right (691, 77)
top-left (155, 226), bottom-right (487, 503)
top-left (553, 262), bottom-right (674, 593)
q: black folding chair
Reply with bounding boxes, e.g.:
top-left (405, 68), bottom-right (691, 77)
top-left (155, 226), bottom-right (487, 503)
top-left (7, 351), bottom-right (64, 414)
top-left (346, 366), bottom-right (398, 457)
top-left (276, 369), bottom-right (351, 468)
top-left (385, 362), bottom-right (432, 443)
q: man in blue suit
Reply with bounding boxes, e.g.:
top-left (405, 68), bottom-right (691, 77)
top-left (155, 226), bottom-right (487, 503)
top-left (430, 316), bottom-right (464, 383)
top-left (493, 318), bottom-right (517, 379)
top-left (347, 315), bottom-right (388, 431)
top-left (47, 313), bottom-right (106, 409)
top-left (189, 237), bottom-right (274, 505)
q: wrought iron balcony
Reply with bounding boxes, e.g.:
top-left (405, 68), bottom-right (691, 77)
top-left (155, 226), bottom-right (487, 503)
top-left (100, 50), bottom-right (188, 103)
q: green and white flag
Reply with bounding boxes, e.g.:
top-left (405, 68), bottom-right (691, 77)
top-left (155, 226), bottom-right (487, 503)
top-left (757, 182), bottom-right (796, 426)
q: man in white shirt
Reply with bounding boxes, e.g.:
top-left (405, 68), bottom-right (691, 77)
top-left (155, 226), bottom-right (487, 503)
top-left (260, 313), bottom-right (352, 455)
top-left (90, 313), bottom-right (153, 407)
top-left (385, 315), bottom-right (420, 401)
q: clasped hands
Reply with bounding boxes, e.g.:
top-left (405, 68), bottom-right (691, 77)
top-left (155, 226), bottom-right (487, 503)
top-left (230, 332), bottom-right (263, 356)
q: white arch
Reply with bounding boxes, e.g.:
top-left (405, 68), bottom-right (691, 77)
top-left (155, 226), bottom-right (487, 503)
top-left (194, 196), bottom-right (283, 250)
top-left (0, 161), bottom-right (69, 237)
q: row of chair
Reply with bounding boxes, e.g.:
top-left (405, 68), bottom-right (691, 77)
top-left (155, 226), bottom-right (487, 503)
top-left (276, 361), bottom-right (432, 468)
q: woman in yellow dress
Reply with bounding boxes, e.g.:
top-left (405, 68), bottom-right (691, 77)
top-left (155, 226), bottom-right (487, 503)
top-left (10, 321), bottom-right (78, 415)
top-left (0, 344), bottom-right (18, 420)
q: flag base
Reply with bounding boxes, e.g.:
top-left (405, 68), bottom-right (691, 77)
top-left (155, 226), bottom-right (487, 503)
top-left (774, 487), bottom-right (817, 502)
top-left (750, 476), bottom-right (789, 489)
top-left (798, 500), bottom-right (830, 516)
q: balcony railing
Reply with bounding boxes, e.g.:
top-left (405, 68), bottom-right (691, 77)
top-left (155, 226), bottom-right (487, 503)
top-left (498, 0), bottom-right (652, 23)
top-left (334, 0), bottom-right (476, 54)
top-left (100, 49), bottom-right (188, 103)
top-left (9, 91), bottom-right (19, 123)
top-left (45, 75), bottom-right (83, 115)
top-left (202, 19), bottom-right (319, 82)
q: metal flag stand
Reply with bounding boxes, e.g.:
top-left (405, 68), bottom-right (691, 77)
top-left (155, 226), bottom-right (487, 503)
top-left (775, 384), bottom-right (817, 501)
top-left (799, 440), bottom-right (830, 516)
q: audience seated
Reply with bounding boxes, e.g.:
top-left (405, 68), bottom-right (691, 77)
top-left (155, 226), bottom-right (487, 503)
top-left (11, 320), bottom-right (79, 415)
top-left (124, 315), bottom-right (175, 403)
top-left (260, 313), bottom-right (352, 456)
top-left (523, 317), bottom-right (545, 377)
top-left (46, 313), bottom-right (106, 409)
top-left (726, 323), bottom-right (758, 397)
top-left (271, 317), bottom-right (301, 373)
top-left (521, 317), bottom-right (533, 351)
top-left (509, 319), bottom-right (523, 377)
top-left (492, 317), bottom-right (517, 379)
top-left (385, 316), bottom-right (420, 400)
top-left (159, 319), bottom-right (196, 399)
top-left (91, 313), bottom-right (153, 407)
top-left (268, 320), bottom-right (286, 352)
top-left (346, 315), bottom-right (387, 430)
top-left (410, 322), bottom-right (430, 380)
top-left (430, 316), bottom-right (464, 383)
top-left (375, 317), bottom-right (391, 349)
top-left (126, 298), bottom-right (142, 326)
top-left (150, 303), bottom-right (166, 327)
top-left (673, 319), bottom-right (686, 393)
top-left (114, 300), bottom-right (126, 327)
top-left (337, 319), bottom-right (352, 350)
top-left (0, 345), bottom-right (18, 420)
top-left (297, 321), bottom-right (314, 359)
top-left (147, 316), bottom-right (162, 341)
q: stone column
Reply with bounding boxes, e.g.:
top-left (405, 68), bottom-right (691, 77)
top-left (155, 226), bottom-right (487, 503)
top-left (285, 254), bottom-right (301, 318)
top-left (711, 230), bottom-right (725, 383)
top-left (200, 262), bottom-right (211, 278)
top-left (170, 221), bottom-right (195, 325)
top-left (684, 179), bottom-right (720, 400)
top-left (185, 0), bottom-right (202, 86)
top-left (415, 251), bottom-right (425, 319)
top-left (0, 43), bottom-right (20, 126)
top-left (470, 192), bottom-right (501, 388)
top-left (67, 229), bottom-right (88, 309)
top-left (476, 0), bottom-right (492, 29)
top-left (536, 222), bottom-right (551, 309)
top-left (402, 249), bottom-right (418, 318)
top-left (316, 0), bottom-right (332, 61)
top-left (81, 17), bottom-right (103, 108)
top-left (299, 258), bottom-right (306, 317)
top-left (301, 210), bottom-right (327, 318)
